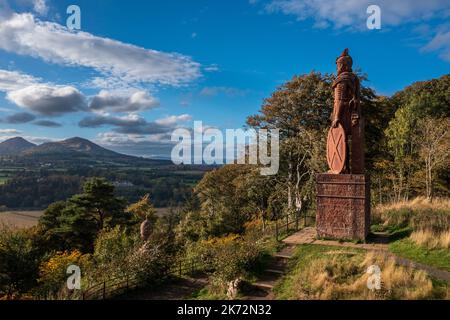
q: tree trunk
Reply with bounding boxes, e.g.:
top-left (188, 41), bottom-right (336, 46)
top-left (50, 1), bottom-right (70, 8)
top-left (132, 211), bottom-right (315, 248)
top-left (287, 156), bottom-right (293, 210)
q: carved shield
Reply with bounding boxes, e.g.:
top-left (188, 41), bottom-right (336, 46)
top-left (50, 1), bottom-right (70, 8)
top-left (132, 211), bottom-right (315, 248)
top-left (327, 124), bottom-right (346, 174)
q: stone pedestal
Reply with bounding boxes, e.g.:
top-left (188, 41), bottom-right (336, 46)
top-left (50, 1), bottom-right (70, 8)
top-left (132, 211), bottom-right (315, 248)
top-left (316, 174), bottom-right (370, 241)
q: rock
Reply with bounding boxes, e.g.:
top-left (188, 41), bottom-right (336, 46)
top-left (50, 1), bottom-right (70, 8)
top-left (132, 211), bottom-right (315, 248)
top-left (226, 279), bottom-right (241, 300)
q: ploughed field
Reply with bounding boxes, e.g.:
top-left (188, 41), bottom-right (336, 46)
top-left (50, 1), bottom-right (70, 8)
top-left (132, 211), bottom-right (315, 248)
top-left (0, 211), bottom-right (44, 229)
top-left (0, 208), bottom-right (171, 229)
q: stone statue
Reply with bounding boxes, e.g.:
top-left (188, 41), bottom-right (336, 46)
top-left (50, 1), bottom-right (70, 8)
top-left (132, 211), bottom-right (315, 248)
top-left (317, 49), bottom-right (370, 241)
top-left (140, 218), bottom-right (153, 242)
top-left (327, 48), bottom-right (365, 174)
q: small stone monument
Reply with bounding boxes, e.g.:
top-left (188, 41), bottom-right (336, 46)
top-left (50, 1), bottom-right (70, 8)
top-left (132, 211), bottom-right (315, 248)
top-left (316, 49), bottom-right (370, 241)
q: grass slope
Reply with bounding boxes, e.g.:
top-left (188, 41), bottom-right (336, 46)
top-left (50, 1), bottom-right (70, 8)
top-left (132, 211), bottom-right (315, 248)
top-left (390, 239), bottom-right (450, 273)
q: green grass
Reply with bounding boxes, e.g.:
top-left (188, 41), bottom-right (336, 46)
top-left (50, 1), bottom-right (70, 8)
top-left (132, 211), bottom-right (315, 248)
top-left (0, 177), bottom-right (8, 185)
top-left (390, 239), bottom-right (450, 273)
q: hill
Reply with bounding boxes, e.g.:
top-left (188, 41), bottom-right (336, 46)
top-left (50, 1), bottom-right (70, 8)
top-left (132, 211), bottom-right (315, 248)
top-left (0, 136), bottom-right (173, 167)
top-left (0, 137), bottom-right (36, 155)
top-left (22, 137), bottom-right (131, 159)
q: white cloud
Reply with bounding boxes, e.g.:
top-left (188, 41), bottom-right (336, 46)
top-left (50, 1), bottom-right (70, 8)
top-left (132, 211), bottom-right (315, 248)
top-left (79, 113), bottom-right (146, 128)
top-left (262, 0), bottom-right (450, 29)
top-left (0, 13), bottom-right (201, 87)
top-left (204, 64), bottom-right (220, 72)
top-left (423, 30), bottom-right (450, 61)
top-left (200, 86), bottom-right (249, 97)
top-left (256, 1), bottom-right (450, 60)
top-left (33, 0), bottom-right (48, 16)
top-left (89, 90), bottom-right (159, 113)
top-left (0, 68), bottom-right (87, 116)
top-left (97, 131), bottom-right (170, 145)
top-left (95, 131), bottom-right (175, 158)
top-left (0, 128), bottom-right (21, 134)
top-left (155, 114), bottom-right (192, 126)
top-left (0, 68), bottom-right (163, 117)
top-left (80, 113), bottom-right (193, 136)
top-left (7, 84), bottom-right (87, 116)
top-left (0, 69), bottom-right (40, 91)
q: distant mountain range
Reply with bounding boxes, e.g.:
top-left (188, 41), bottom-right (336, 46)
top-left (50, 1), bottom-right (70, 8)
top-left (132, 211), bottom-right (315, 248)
top-left (0, 136), bottom-right (153, 164)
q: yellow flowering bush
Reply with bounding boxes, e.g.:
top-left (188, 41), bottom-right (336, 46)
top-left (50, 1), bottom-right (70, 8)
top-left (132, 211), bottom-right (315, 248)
top-left (36, 250), bottom-right (92, 298)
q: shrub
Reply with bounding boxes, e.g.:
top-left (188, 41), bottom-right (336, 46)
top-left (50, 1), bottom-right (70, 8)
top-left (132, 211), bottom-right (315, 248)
top-left (0, 226), bottom-right (39, 298)
top-left (35, 250), bottom-right (92, 298)
top-left (188, 234), bottom-right (262, 294)
top-left (127, 242), bottom-right (171, 285)
top-left (92, 226), bottom-right (140, 280)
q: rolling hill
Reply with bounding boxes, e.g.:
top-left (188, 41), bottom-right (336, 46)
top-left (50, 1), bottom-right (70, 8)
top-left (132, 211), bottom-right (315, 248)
top-left (0, 136), bottom-right (167, 165)
top-left (0, 137), bottom-right (36, 155)
top-left (22, 137), bottom-right (129, 158)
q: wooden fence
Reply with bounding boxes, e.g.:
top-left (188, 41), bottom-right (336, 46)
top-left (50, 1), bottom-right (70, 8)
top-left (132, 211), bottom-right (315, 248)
top-left (79, 210), bottom-right (315, 300)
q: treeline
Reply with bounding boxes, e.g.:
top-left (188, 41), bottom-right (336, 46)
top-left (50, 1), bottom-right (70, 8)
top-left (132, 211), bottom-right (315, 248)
top-left (0, 168), bottom-right (199, 209)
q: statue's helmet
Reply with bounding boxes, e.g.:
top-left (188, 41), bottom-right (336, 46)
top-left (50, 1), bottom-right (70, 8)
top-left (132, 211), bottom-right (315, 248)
top-left (336, 48), bottom-right (353, 71)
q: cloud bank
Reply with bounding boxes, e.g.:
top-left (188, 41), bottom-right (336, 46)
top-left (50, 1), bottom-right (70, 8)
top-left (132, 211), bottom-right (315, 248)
top-left (7, 85), bottom-right (87, 116)
top-left (262, 0), bottom-right (450, 28)
top-left (0, 13), bottom-right (201, 87)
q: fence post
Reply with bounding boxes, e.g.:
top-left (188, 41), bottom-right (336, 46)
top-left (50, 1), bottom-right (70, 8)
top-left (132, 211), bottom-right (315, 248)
top-left (286, 214), bottom-right (289, 234)
top-left (304, 209), bottom-right (307, 227)
top-left (275, 219), bottom-right (279, 241)
top-left (102, 281), bottom-right (106, 300)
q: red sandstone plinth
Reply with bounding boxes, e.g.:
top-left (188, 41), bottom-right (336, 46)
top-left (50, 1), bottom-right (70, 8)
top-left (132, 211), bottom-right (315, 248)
top-left (316, 174), bottom-right (370, 241)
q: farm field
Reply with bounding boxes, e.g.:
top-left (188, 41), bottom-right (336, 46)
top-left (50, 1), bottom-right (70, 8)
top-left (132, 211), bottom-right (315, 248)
top-left (0, 211), bottom-right (44, 229)
top-left (0, 208), bottom-right (172, 229)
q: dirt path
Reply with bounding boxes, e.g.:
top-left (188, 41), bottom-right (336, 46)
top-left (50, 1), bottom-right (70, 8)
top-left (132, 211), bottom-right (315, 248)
top-left (244, 245), bottom-right (297, 300)
top-left (393, 256), bottom-right (450, 282)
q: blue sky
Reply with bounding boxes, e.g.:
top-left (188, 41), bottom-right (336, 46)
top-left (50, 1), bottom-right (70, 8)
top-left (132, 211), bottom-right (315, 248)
top-left (0, 0), bottom-right (449, 158)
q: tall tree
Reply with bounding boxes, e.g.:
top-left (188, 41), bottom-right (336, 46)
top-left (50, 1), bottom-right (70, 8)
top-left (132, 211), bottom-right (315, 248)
top-left (384, 103), bottom-right (418, 201)
top-left (39, 178), bottom-right (132, 252)
top-left (416, 117), bottom-right (450, 200)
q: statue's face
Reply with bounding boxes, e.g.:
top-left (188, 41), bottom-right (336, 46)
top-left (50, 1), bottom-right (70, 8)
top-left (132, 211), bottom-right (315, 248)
top-left (337, 60), bottom-right (349, 74)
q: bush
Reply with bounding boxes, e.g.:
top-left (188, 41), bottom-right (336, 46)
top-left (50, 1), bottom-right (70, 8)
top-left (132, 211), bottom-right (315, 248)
top-left (187, 234), bottom-right (262, 294)
top-left (35, 250), bottom-right (92, 299)
top-left (92, 226), bottom-right (140, 280)
top-left (127, 242), bottom-right (172, 285)
top-left (0, 226), bottom-right (40, 298)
